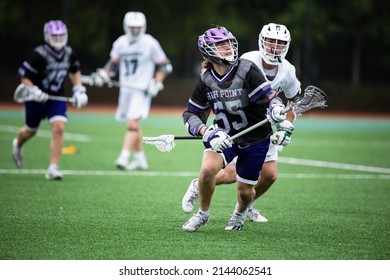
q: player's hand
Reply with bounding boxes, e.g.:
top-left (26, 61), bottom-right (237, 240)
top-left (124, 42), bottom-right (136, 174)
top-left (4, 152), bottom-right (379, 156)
top-left (146, 79), bottom-right (164, 98)
top-left (72, 85), bottom-right (88, 109)
top-left (271, 120), bottom-right (294, 146)
top-left (267, 103), bottom-right (286, 125)
top-left (29, 86), bottom-right (49, 103)
top-left (91, 68), bottom-right (111, 87)
top-left (202, 125), bottom-right (232, 152)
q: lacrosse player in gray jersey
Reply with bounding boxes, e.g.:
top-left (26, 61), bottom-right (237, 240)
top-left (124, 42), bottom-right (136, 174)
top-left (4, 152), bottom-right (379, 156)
top-left (12, 20), bottom-right (87, 180)
top-left (182, 26), bottom-right (286, 232)
top-left (182, 23), bottom-right (301, 223)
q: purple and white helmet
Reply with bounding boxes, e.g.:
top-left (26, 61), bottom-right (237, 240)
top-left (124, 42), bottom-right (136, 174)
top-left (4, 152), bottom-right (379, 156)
top-left (44, 20), bottom-right (68, 51)
top-left (198, 26), bottom-right (238, 67)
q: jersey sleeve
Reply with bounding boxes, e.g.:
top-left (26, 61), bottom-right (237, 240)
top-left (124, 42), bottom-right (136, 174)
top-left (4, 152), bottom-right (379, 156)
top-left (17, 50), bottom-right (45, 82)
top-left (283, 63), bottom-right (301, 100)
top-left (182, 77), bottom-right (211, 136)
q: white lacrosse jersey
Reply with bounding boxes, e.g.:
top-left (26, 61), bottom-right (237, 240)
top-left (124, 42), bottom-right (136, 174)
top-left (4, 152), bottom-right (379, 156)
top-left (110, 34), bottom-right (168, 90)
top-left (241, 51), bottom-right (301, 100)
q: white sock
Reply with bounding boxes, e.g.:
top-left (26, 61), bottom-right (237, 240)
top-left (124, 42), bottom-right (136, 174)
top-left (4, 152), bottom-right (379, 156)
top-left (49, 164), bottom-right (58, 170)
top-left (198, 209), bottom-right (209, 217)
top-left (134, 151), bottom-right (146, 162)
top-left (119, 149), bottom-right (130, 161)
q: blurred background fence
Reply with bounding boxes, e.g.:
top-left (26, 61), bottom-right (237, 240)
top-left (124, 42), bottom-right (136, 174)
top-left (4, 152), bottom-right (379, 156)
top-left (1, 0), bottom-right (389, 112)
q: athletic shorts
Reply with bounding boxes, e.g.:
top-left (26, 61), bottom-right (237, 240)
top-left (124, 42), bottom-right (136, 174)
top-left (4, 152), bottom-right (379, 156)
top-left (24, 100), bottom-right (68, 131)
top-left (220, 138), bottom-right (270, 185)
top-left (115, 87), bottom-right (151, 121)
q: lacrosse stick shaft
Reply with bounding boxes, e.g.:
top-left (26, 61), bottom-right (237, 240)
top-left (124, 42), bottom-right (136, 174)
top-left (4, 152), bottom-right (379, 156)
top-left (229, 106), bottom-right (292, 141)
top-left (48, 96), bottom-right (75, 103)
top-left (81, 74), bottom-right (119, 88)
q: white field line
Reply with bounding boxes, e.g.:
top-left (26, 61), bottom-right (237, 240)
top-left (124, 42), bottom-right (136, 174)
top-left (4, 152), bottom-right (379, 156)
top-left (279, 157), bottom-right (390, 174)
top-left (0, 169), bottom-right (389, 179)
top-left (0, 125), bottom-right (90, 142)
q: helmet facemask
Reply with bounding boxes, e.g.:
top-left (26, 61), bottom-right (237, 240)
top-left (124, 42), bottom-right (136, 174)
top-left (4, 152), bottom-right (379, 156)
top-left (198, 26), bottom-right (238, 67)
top-left (44, 20), bottom-right (68, 51)
top-left (259, 23), bottom-right (291, 65)
top-left (123, 12), bottom-right (146, 42)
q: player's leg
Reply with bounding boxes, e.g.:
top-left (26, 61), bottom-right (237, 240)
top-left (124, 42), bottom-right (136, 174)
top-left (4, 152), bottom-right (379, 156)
top-left (183, 151), bottom-right (223, 232)
top-left (45, 101), bottom-right (68, 180)
top-left (182, 159), bottom-right (236, 213)
top-left (12, 102), bottom-right (44, 168)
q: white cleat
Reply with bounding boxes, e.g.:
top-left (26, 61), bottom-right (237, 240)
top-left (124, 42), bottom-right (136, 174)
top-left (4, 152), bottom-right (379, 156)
top-left (45, 168), bottom-right (64, 180)
top-left (12, 138), bottom-right (23, 168)
top-left (182, 212), bottom-right (209, 232)
top-left (125, 160), bottom-right (148, 170)
top-left (115, 158), bottom-right (128, 170)
top-left (182, 179), bottom-right (199, 213)
top-left (246, 207), bottom-right (268, 222)
top-left (225, 212), bottom-right (246, 231)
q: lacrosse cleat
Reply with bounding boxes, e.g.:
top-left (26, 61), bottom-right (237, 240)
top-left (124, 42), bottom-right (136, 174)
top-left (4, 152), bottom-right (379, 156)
top-left (126, 159), bottom-right (148, 170)
top-left (115, 158), bottom-right (128, 170)
top-left (225, 212), bottom-right (246, 231)
top-left (45, 167), bottom-right (64, 180)
top-left (182, 179), bottom-right (199, 213)
top-left (182, 212), bottom-right (209, 232)
top-left (246, 207), bottom-right (268, 222)
top-left (12, 138), bottom-right (24, 168)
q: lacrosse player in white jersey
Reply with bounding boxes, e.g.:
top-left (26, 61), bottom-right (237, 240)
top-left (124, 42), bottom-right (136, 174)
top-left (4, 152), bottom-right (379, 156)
top-left (88, 11), bottom-right (172, 170)
top-left (182, 23), bottom-right (301, 222)
top-left (12, 20), bottom-right (88, 180)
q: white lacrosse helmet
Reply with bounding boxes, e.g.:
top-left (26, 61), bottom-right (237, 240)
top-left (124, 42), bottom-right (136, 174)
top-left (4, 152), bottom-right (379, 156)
top-left (43, 20), bottom-right (68, 51)
top-left (259, 23), bottom-right (291, 65)
top-left (123, 11), bottom-right (147, 42)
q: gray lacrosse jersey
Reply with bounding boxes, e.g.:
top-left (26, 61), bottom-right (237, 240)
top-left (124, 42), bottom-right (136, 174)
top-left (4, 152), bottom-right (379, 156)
top-left (109, 34), bottom-right (168, 90)
top-left (17, 44), bottom-right (80, 96)
top-left (241, 51), bottom-right (301, 100)
top-left (183, 58), bottom-right (276, 146)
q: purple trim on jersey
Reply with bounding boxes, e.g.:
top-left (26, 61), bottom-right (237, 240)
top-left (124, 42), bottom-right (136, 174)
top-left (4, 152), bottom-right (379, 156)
top-left (210, 67), bottom-right (235, 83)
top-left (22, 61), bottom-right (38, 74)
top-left (188, 98), bottom-right (210, 113)
top-left (44, 44), bottom-right (65, 59)
top-left (25, 100), bottom-right (68, 129)
top-left (248, 82), bottom-right (273, 102)
top-left (222, 139), bottom-right (270, 182)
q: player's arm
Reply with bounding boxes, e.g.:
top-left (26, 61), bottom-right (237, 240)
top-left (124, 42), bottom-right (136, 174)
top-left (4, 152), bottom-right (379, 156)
top-left (146, 59), bottom-right (173, 98)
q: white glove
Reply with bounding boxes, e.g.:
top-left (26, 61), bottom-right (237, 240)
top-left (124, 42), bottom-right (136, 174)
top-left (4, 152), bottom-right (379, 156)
top-left (72, 85), bottom-right (88, 109)
top-left (28, 86), bottom-right (49, 103)
top-left (267, 103), bottom-right (286, 125)
top-left (202, 125), bottom-right (232, 152)
top-left (91, 68), bottom-right (111, 87)
top-left (270, 120), bottom-right (295, 146)
top-left (146, 79), bottom-right (164, 98)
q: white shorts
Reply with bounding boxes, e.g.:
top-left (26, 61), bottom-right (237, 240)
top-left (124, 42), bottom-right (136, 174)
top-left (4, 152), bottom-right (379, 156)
top-left (229, 142), bottom-right (283, 165)
top-left (115, 87), bottom-right (151, 121)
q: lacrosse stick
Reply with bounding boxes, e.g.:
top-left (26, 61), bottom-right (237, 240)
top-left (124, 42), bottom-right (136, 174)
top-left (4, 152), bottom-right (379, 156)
top-left (144, 85), bottom-right (328, 152)
top-left (13, 84), bottom-right (75, 103)
top-left (81, 74), bottom-right (120, 88)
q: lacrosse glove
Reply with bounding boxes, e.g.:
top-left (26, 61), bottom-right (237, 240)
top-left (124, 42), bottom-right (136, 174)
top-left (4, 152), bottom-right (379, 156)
top-left (266, 103), bottom-right (286, 125)
top-left (202, 125), bottom-right (232, 153)
top-left (271, 120), bottom-right (295, 146)
top-left (72, 85), bottom-right (88, 109)
top-left (146, 79), bottom-right (164, 98)
top-left (29, 86), bottom-right (49, 103)
top-left (91, 68), bottom-right (111, 87)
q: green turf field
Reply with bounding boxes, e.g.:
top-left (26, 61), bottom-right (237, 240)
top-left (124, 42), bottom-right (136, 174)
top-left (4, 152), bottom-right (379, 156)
top-left (0, 108), bottom-right (389, 260)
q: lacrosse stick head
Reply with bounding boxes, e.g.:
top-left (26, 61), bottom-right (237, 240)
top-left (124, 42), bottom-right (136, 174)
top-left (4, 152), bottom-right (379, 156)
top-left (143, 135), bottom-right (176, 152)
top-left (290, 85), bottom-right (328, 115)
